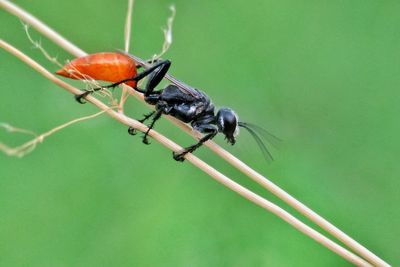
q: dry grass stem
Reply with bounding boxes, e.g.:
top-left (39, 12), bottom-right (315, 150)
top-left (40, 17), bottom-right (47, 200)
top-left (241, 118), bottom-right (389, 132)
top-left (0, 122), bottom-right (38, 156)
top-left (0, 122), bottom-right (37, 136)
top-left (119, 0), bottom-right (135, 112)
top-left (0, 0), bottom-right (390, 266)
top-left (0, 110), bottom-right (109, 157)
top-left (124, 0), bottom-right (134, 53)
top-left (153, 5), bottom-right (176, 61)
top-left (24, 23), bottom-right (61, 67)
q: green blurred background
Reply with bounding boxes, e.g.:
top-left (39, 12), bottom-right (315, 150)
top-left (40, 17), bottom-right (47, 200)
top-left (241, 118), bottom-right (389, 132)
top-left (1, 0), bottom-right (399, 266)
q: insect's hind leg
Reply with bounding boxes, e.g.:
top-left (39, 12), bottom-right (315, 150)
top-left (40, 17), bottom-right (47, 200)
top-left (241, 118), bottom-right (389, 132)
top-left (75, 60), bottom-right (171, 104)
top-left (143, 60), bottom-right (171, 96)
top-left (173, 126), bottom-right (218, 162)
top-left (74, 87), bottom-right (105, 104)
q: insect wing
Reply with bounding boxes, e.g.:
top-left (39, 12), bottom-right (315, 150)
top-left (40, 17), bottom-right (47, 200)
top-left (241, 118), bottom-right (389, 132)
top-left (164, 73), bottom-right (203, 100)
top-left (121, 52), bottom-right (203, 99)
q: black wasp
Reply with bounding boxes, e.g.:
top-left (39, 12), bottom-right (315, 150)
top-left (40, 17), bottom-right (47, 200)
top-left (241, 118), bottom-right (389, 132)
top-left (59, 53), bottom-right (278, 161)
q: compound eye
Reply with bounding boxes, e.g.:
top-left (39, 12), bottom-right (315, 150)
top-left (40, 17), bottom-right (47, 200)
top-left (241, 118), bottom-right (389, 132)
top-left (223, 115), bottom-right (238, 137)
top-left (216, 108), bottom-right (239, 137)
top-left (224, 117), bottom-right (236, 133)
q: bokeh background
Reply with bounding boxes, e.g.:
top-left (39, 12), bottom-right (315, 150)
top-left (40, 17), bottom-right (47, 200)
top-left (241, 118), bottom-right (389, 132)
top-left (1, 1), bottom-right (399, 266)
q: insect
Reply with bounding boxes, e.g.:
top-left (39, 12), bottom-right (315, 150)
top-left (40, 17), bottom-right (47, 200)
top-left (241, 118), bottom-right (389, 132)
top-left (56, 52), bottom-right (278, 161)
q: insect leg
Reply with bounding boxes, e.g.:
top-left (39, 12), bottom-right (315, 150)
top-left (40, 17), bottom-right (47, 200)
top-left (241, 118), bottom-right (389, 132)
top-left (173, 126), bottom-right (218, 162)
top-left (143, 60), bottom-right (171, 96)
top-left (142, 109), bottom-right (163, 145)
top-left (128, 111), bottom-right (156, 135)
top-left (75, 60), bottom-right (171, 104)
top-left (74, 87), bottom-right (103, 104)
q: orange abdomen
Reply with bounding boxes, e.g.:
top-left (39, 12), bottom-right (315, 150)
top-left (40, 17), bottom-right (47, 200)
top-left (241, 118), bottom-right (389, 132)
top-left (56, 52), bottom-right (138, 88)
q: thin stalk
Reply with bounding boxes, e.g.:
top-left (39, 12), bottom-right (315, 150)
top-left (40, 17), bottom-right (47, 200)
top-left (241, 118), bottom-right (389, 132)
top-left (119, 0), bottom-right (135, 112)
top-left (0, 109), bottom-right (109, 157)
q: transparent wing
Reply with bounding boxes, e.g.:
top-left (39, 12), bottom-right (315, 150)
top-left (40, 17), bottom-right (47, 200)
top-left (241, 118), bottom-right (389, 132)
top-left (120, 51), bottom-right (203, 99)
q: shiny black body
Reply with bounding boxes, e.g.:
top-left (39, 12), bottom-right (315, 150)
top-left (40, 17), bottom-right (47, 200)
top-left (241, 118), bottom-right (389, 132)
top-left (145, 85), bottom-right (217, 133)
top-left (76, 59), bottom-right (240, 161)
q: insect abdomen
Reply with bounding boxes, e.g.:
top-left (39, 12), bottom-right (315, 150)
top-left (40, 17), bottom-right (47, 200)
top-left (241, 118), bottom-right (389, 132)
top-left (56, 52), bottom-right (138, 88)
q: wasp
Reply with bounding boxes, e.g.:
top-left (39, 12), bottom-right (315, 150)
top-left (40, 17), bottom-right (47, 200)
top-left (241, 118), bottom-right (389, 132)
top-left (57, 52), bottom-right (277, 161)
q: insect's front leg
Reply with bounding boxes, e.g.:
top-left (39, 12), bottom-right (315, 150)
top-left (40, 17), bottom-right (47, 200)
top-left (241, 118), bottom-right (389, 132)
top-left (173, 124), bottom-right (218, 162)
